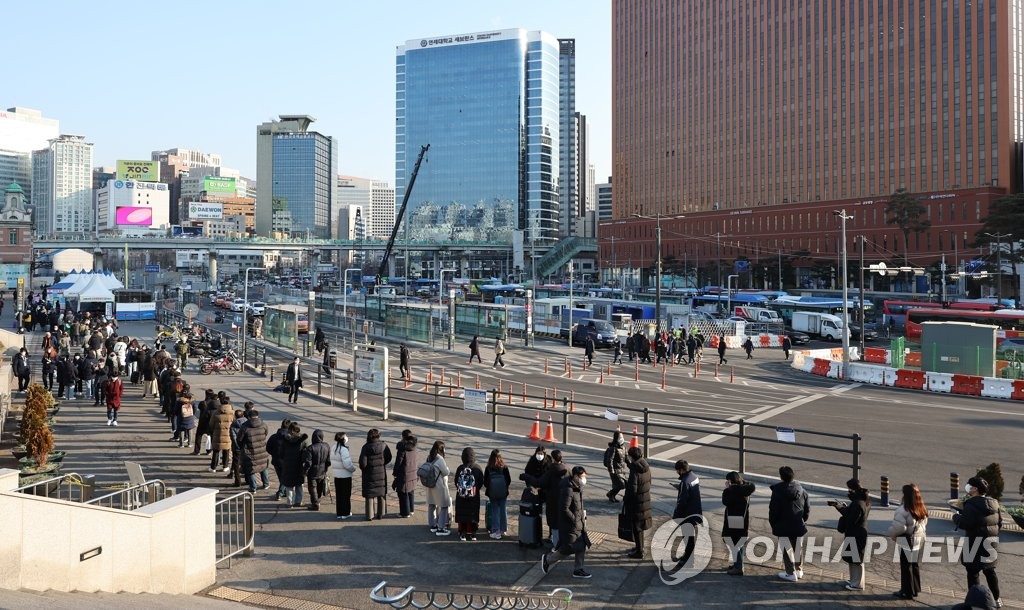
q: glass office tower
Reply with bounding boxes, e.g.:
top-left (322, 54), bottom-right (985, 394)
top-left (396, 29), bottom-right (562, 244)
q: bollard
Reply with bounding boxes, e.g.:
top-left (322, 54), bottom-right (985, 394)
top-left (695, 361), bottom-right (700, 377)
top-left (475, 374), bottom-right (481, 390)
top-left (404, 375), bottom-right (410, 389)
top-left (661, 365), bottom-right (666, 390)
top-left (634, 359), bottom-right (639, 381)
top-left (448, 377), bottom-right (453, 397)
top-left (545, 358), bottom-right (549, 374)
top-left (582, 358), bottom-right (587, 372)
top-left (569, 389), bottom-right (575, 412)
top-left (568, 363), bottom-right (573, 379)
top-left (714, 364), bottom-right (719, 378)
top-left (544, 388), bottom-right (550, 409)
top-left (599, 369), bottom-right (604, 384)
top-left (270, 367), bottom-right (275, 382)
top-left (563, 357), bottom-right (568, 373)
top-left (730, 366), bottom-right (734, 383)
top-left (423, 373), bottom-right (430, 393)
top-left (607, 363), bottom-right (611, 375)
top-left (441, 368), bottom-right (446, 387)
top-left (950, 472), bottom-right (960, 502)
top-left (457, 370), bottom-right (462, 388)
top-left (507, 385), bottom-right (512, 404)
top-left (522, 382), bottom-right (527, 403)
top-left (880, 475), bottom-right (890, 506)
top-left (553, 387), bottom-right (558, 404)
top-left (429, 366), bottom-right (434, 383)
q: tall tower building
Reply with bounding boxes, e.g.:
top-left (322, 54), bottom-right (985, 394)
top-left (396, 29), bottom-right (563, 244)
top-left (255, 115), bottom-right (335, 237)
top-left (559, 39), bottom-right (577, 237)
top-left (0, 107), bottom-right (59, 206)
top-left (32, 135), bottom-right (93, 235)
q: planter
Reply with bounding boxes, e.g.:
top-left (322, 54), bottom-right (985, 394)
top-left (17, 472), bottom-right (63, 492)
top-left (1009, 512), bottom-right (1024, 529)
top-left (17, 451), bottom-right (66, 468)
top-left (11, 446), bottom-right (28, 460)
top-left (18, 462), bottom-right (61, 477)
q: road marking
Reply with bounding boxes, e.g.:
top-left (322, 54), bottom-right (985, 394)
top-left (830, 383), bottom-right (862, 394)
top-left (648, 434), bottom-right (688, 449)
top-left (651, 393), bottom-right (826, 461)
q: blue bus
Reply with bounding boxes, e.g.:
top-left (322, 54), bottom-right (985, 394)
top-left (687, 293), bottom-right (770, 315)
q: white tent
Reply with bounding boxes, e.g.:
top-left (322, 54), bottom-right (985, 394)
top-left (98, 270), bottom-right (124, 291)
top-left (64, 274), bottom-right (115, 304)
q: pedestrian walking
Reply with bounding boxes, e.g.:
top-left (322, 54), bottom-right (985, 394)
top-left (482, 449), bottom-right (512, 539)
top-left (286, 356), bottom-right (303, 403)
top-left (722, 471), bottom-right (756, 575)
top-left (399, 343), bottom-right (411, 380)
top-left (686, 335), bottom-right (697, 364)
top-left (208, 397), bottom-right (233, 472)
top-left (57, 354), bottom-right (76, 401)
top-left (886, 483), bottom-right (928, 599)
top-left (584, 336), bottom-right (595, 366)
top-left (40, 350), bottom-right (55, 392)
top-left (469, 335), bottom-right (482, 363)
top-left (453, 447), bottom-right (483, 541)
top-left (626, 334), bottom-right (635, 361)
top-left (782, 336), bottom-right (792, 360)
top-left (493, 337), bottom-right (506, 368)
top-left (103, 373), bottom-right (123, 426)
top-left (742, 337), bottom-right (754, 359)
top-left (952, 477), bottom-right (1002, 607)
top-left (280, 423), bottom-right (310, 508)
top-left (423, 440), bottom-right (452, 535)
top-left (623, 447), bottom-right (652, 559)
top-left (603, 430), bottom-right (627, 502)
top-left (302, 429), bottom-right (331, 511)
top-left (330, 432), bottom-right (356, 518)
top-left (717, 335), bottom-right (728, 365)
top-left (612, 338), bottom-right (623, 364)
top-left (769, 466), bottom-right (810, 582)
top-left (358, 428), bottom-right (392, 521)
top-left (314, 326), bottom-right (326, 354)
top-left (238, 409), bottom-right (271, 492)
top-left (392, 429), bottom-right (418, 517)
top-left (13, 348), bottom-right (30, 392)
top-left (523, 449), bottom-right (568, 548)
top-left (832, 479), bottom-right (871, 591)
top-left (540, 466), bottom-right (592, 579)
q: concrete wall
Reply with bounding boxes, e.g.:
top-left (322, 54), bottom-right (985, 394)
top-left (0, 469), bottom-right (218, 594)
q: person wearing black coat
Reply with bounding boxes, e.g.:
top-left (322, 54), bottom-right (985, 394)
top-left (302, 429), bottom-right (331, 511)
top-left (769, 466), bottom-right (810, 581)
top-left (523, 449), bottom-right (569, 548)
top-left (953, 477), bottom-right (1002, 605)
top-left (40, 352), bottom-right (55, 391)
top-left (279, 423), bottom-right (310, 508)
top-left (358, 428), bottom-right (393, 521)
top-left (56, 354), bottom-right (77, 401)
top-left (672, 460), bottom-right (703, 521)
top-left (285, 356), bottom-right (303, 403)
top-left (13, 348), bottom-right (31, 392)
top-left (717, 335), bottom-right (728, 364)
top-left (265, 418), bottom-right (291, 498)
top-left (453, 447), bottom-right (484, 540)
top-left (238, 410), bottom-right (271, 492)
top-left (833, 479), bottom-right (871, 590)
top-left (623, 447), bottom-right (652, 559)
top-left (540, 466), bottom-right (592, 579)
top-left (524, 445), bottom-right (552, 505)
top-left (721, 471), bottom-right (756, 575)
top-left (140, 349), bottom-right (156, 397)
top-left (391, 430), bottom-right (418, 517)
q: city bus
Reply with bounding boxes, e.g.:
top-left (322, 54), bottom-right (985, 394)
top-left (905, 308), bottom-right (1024, 340)
top-left (881, 300), bottom-right (934, 327)
top-left (687, 293), bottom-right (769, 315)
top-left (769, 296), bottom-right (874, 325)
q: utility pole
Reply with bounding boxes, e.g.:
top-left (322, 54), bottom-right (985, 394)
top-left (834, 210), bottom-right (852, 367)
top-left (858, 236), bottom-right (866, 359)
top-left (984, 232), bottom-right (1009, 304)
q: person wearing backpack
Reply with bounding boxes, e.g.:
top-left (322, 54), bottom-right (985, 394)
top-left (482, 449), bottom-right (512, 539)
top-left (604, 430), bottom-right (628, 502)
top-left (422, 440), bottom-right (452, 535)
top-left (453, 447), bottom-right (484, 541)
top-left (392, 429), bottom-right (418, 518)
top-left (176, 388), bottom-right (197, 448)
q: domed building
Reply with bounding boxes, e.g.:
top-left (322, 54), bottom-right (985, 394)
top-left (0, 182), bottom-right (33, 294)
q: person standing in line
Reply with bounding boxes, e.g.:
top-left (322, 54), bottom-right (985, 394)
top-left (493, 337), bottom-right (506, 368)
top-left (302, 429), bottom-right (331, 511)
top-left (717, 335), bottom-right (729, 365)
top-left (399, 343), bottom-right (411, 380)
top-left (176, 388), bottom-right (197, 448)
top-left (782, 335), bottom-right (792, 360)
top-left (358, 428), bottom-right (392, 521)
top-left (279, 422), bottom-right (310, 508)
top-left (887, 483), bottom-right (928, 599)
top-left (603, 430), bottom-right (628, 502)
top-left (453, 447), bottom-right (483, 541)
top-left (330, 432), bottom-right (356, 519)
top-left (238, 409), bottom-right (271, 492)
top-left (286, 356), bottom-right (303, 403)
top-left (228, 409), bottom-right (249, 485)
top-left (266, 418), bottom-right (291, 499)
top-left (742, 337), bottom-right (755, 359)
top-left (832, 479), bottom-right (871, 591)
top-left (208, 397), bottom-right (234, 472)
top-left (769, 466), bottom-right (810, 582)
top-left (623, 447), bottom-right (652, 559)
top-left (721, 471), bottom-right (756, 576)
top-left (482, 449), bottom-right (512, 539)
top-left (103, 372), bottom-right (123, 426)
top-left (424, 440), bottom-right (452, 535)
top-left (392, 429), bottom-right (418, 518)
top-left (952, 477), bottom-right (1002, 608)
top-left (670, 460), bottom-right (704, 564)
top-left (57, 354), bottom-right (77, 401)
top-left (540, 466), bottom-right (592, 579)
top-left (469, 335), bottom-right (482, 364)
top-left (523, 449), bottom-right (568, 549)
top-left (193, 389), bottom-right (217, 456)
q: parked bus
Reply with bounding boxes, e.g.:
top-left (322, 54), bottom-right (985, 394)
top-left (769, 296), bottom-right (874, 325)
top-left (905, 308), bottom-right (1024, 340)
top-left (881, 300), bottom-right (933, 327)
top-left (687, 293), bottom-right (770, 315)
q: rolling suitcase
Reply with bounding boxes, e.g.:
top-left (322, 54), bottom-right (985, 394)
top-left (518, 487), bottom-right (543, 547)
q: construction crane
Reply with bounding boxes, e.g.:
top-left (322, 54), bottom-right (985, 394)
top-left (375, 143), bottom-right (430, 291)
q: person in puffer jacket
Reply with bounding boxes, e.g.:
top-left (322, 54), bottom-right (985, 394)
top-left (301, 429), bottom-right (331, 511)
top-left (953, 477), bottom-right (1002, 608)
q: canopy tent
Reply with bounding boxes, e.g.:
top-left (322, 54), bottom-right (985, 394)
top-left (64, 274), bottom-right (115, 304)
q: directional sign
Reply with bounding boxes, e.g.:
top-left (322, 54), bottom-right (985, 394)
top-left (145, 264), bottom-right (160, 273)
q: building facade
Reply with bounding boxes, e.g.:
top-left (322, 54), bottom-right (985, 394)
top-left (396, 29), bottom-right (563, 246)
top-left (32, 135), bottom-right (93, 235)
top-left (95, 179), bottom-right (171, 234)
top-left (0, 107), bottom-right (59, 206)
top-left (0, 183), bottom-right (33, 290)
top-left (606, 0), bottom-right (1024, 276)
top-left (335, 175), bottom-right (395, 239)
top-left (151, 148), bottom-right (223, 225)
top-left (597, 177), bottom-right (613, 221)
top-left (255, 115), bottom-right (335, 238)
top-left (559, 39), bottom-right (577, 237)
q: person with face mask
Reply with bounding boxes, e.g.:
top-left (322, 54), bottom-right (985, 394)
top-left (540, 466), bottom-right (592, 579)
top-left (522, 449), bottom-right (569, 549)
top-left (952, 477), bottom-right (1002, 608)
top-left (831, 478), bottom-right (871, 590)
top-left (603, 430), bottom-right (628, 502)
top-left (623, 447), bottom-right (652, 559)
top-left (330, 432), bottom-right (357, 519)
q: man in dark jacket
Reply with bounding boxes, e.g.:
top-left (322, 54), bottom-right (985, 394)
top-left (672, 460), bottom-right (703, 521)
top-left (280, 423), bottom-right (310, 508)
top-left (523, 449), bottom-right (568, 548)
top-left (57, 354), bottom-right (77, 401)
top-left (265, 419), bottom-right (292, 499)
top-left (227, 409), bottom-right (248, 486)
top-left (953, 477), bottom-right (1002, 606)
top-left (285, 356), bottom-right (302, 403)
top-left (399, 344), bottom-right (411, 380)
top-left (238, 409), bottom-right (271, 492)
top-left (769, 465), bottom-right (810, 582)
top-left (302, 429), bottom-right (331, 510)
top-left (392, 429), bottom-right (418, 517)
top-left (541, 466), bottom-right (591, 579)
top-left (623, 447), bottom-right (652, 559)
top-left (604, 431), bottom-right (628, 502)
top-left (13, 348), bottom-right (31, 392)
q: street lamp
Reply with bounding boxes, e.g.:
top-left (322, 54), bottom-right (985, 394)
top-left (241, 266), bottom-right (263, 365)
top-left (342, 268), bottom-right (361, 317)
top-left (833, 210), bottom-right (852, 367)
top-left (439, 267), bottom-right (457, 349)
top-left (633, 213), bottom-right (685, 334)
top-left (942, 229), bottom-right (961, 301)
top-left (983, 232), bottom-right (1009, 304)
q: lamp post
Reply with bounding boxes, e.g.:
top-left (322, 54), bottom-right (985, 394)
top-left (241, 266), bottom-right (263, 365)
top-left (439, 267), bottom-right (457, 349)
top-left (834, 210), bottom-right (852, 366)
top-left (342, 268), bottom-right (361, 317)
top-left (567, 260), bottom-right (574, 346)
top-left (942, 229), bottom-right (960, 302)
top-left (633, 214), bottom-right (685, 334)
top-left (984, 232), bottom-right (1009, 304)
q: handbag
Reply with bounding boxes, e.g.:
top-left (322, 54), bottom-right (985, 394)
top-left (727, 513), bottom-right (745, 530)
top-left (617, 507), bottom-right (633, 542)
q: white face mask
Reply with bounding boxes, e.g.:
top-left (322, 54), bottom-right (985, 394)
top-left (535, 453), bottom-right (544, 461)
top-left (965, 483), bottom-right (975, 494)
top-left (579, 477), bottom-right (587, 487)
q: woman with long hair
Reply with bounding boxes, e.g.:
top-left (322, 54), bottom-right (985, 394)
top-left (482, 449), bottom-right (512, 539)
top-left (357, 428), bottom-right (393, 520)
top-left (424, 440), bottom-right (452, 535)
top-left (721, 471), bottom-right (756, 575)
top-left (886, 483), bottom-right (928, 599)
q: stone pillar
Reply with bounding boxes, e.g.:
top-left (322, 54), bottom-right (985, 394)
top-left (208, 250), bottom-right (218, 291)
top-left (92, 248), bottom-right (105, 272)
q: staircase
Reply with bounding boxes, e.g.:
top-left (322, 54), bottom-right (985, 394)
top-left (535, 236), bottom-right (597, 279)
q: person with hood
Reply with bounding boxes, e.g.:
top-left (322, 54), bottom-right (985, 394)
top-left (103, 372), bottom-right (123, 426)
top-left (604, 430), bottom-right (628, 502)
top-left (266, 419), bottom-right (292, 499)
top-left (468, 335), bottom-right (482, 364)
top-left (176, 387), bottom-right (197, 448)
top-left (227, 409), bottom-right (249, 486)
top-left (831, 478), bottom-right (871, 590)
top-left (717, 335), bottom-right (729, 365)
top-left (623, 447), bottom-right (652, 559)
top-left (302, 429), bottom-right (331, 511)
top-left (886, 483), bottom-right (928, 599)
top-left (769, 465), bottom-right (810, 582)
top-left (193, 389), bottom-right (217, 456)
top-left (207, 396), bottom-right (234, 473)
top-left (540, 466), bottom-right (592, 579)
top-left (280, 422), bottom-right (310, 508)
top-left (482, 449), bottom-right (512, 539)
top-left (952, 584), bottom-right (999, 610)
top-left (424, 440), bottom-right (452, 535)
top-left (742, 337), bottom-right (755, 359)
top-left (358, 428), bottom-right (393, 521)
top-left (238, 409), bottom-right (271, 492)
top-left (392, 429), bottom-right (418, 518)
top-left (453, 447), bottom-right (484, 540)
top-left (314, 326), bottom-right (327, 354)
top-left (330, 432), bottom-right (356, 518)
top-left (952, 476), bottom-right (1002, 607)
top-left (523, 449), bottom-right (569, 548)
top-left (721, 471), bottom-right (756, 575)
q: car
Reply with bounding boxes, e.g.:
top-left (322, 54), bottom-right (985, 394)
top-left (247, 301), bottom-right (266, 316)
top-left (297, 313), bottom-right (309, 334)
top-left (230, 298), bottom-right (246, 312)
top-left (848, 324), bottom-right (878, 342)
top-left (785, 329), bottom-right (811, 345)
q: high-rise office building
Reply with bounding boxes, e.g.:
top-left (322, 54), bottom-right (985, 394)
top-left (597, 177), bottom-right (613, 221)
top-left (606, 1), bottom-right (1023, 274)
top-left (32, 135), bottom-right (93, 235)
top-left (152, 148), bottom-right (224, 225)
top-left (559, 39), bottom-right (578, 237)
top-left (0, 107), bottom-right (59, 205)
top-left (255, 115), bottom-right (335, 237)
top-left (335, 175), bottom-right (395, 240)
top-left (396, 29), bottom-right (563, 244)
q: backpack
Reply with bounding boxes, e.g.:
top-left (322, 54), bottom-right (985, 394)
top-left (181, 402), bottom-right (194, 418)
top-left (417, 461), bottom-right (440, 488)
top-left (456, 466), bottom-right (477, 499)
top-left (486, 469), bottom-right (508, 499)
top-left (603, 446), bottom-right (614, 469)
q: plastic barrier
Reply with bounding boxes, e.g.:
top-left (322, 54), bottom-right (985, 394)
top-left (863, 348), bottom-right (889, 364)
top-left (894, 369), bottom-right (927, 390)
top-left (981, 378), bottom-right (1014, 399)
top-left (811, 358), bottom-right (832, 376)
top-left (827, 361), bottom-right (843, 379)
top-left (1012, 380), bottom-right (1024, 401)
top-left (759, 334), bottom-right (772, 348)
top-left (925, 372), bottom-right (953, 393)
top-left (905, 352), bottom-right (922, 367)
top-left (950, 374), bottom-right (984, 396)
top-left (846, 363), bottom-right (875, 383)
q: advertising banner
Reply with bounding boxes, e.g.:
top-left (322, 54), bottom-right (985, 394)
top-left (116, 160), bottom-right (159, 182)
top-left (188, 201), bottom-right (224, 220)
top-left (115, 206), bottom-right (154, 226)
top-left (203, 176), bottom-right (236, 196)
top-left (0, 264), bottom-right (29, 290)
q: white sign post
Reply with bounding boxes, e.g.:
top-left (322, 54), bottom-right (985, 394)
top-left (353, 344), bottom-right (389, 419)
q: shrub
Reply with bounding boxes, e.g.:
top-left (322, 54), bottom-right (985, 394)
top-left (19, 384), bottom-right (54, 467)
top-left (974, 463), bottom-right (1005, 500)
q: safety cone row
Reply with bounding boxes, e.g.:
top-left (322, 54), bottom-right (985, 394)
top-left (528, 413), bottom-right (541, 441)
top-left (542, 415), bottom-right (558, 443)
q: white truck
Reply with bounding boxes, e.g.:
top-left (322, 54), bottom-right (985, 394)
top-left (792, 311), bottom-right (844, 341)
top-left (734, 306), bottom-right (782, 323)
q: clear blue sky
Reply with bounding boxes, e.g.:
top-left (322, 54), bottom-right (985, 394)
top-left (3, 0), bottom-right (611, 184)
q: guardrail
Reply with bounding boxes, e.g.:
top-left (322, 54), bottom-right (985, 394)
top-left (215, 491), bottom-right (255, 567)
top-left (14, 472), bottom-right (94, 502)
top-left (369, 581), bottom-right (573, 610)
top-left (85, 480), bottom-right (168, 511)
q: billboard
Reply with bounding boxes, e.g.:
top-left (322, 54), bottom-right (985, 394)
top-left (171, 225), bottom-right (204, 237)
top-left (0, 263), bottom-right (29, 290)
top-left (115, 206), bottom-right (154, 226)
top-left (188, 201), bottom-right (224, 220)
top-left (116, 160), bottom-right (160, 182)
top-left (203, 176), bottom-right (236, 196)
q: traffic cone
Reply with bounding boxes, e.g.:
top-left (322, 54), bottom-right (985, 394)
top-left (599, 369), bottom-right (604, 384)
top-left (629, 425), bottom-right (640, 449)
top-left (542, 415), bottom-right (558, 443)
top-left (475, 374), bottom-right (481, 389)
top-left (528, 413), bottom-right (541, 441)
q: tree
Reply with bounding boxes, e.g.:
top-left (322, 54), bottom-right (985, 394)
top-left (975, 193), bottom-right (1024, 245)
top-left (885, 189), bottom-right (931, 267)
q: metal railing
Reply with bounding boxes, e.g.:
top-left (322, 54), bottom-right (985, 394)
top-left (369, 581), bottom-right (572, 610)
top-left (14, 472), bottom-right (94, 502)
top-left (85, 480), bottom-right (168, 511)
top-left (215, 491), bottom-right (255, 567)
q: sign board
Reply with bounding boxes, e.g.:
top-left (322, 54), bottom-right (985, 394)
top-left (145, 264), bottom-right (160, 273)
top-left (115, 206), bottom-right (153, 226)
top-left (775, 427), bottom-right (796, 443)
top-left (354, 345), bottom-right (389, 395)
top-left (16, 276), bottom-right (25, 310)
top-left (188, 201), bottom-right (224, 220)
top-left (183, 303), bottom-right (199, 319)
top-left (117, 160), bottom-right (159, 182)
top-left (203, 176), bottom-right (236, 196)
top-left (463, 388), bottom-right (487, 412)
top-left (0, 264), bottom-right (30, 290)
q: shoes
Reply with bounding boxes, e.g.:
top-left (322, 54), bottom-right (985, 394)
top-left (259, 484), bottom-right (270, 490)
top-left (168, 436), bottom-right (177, 441)
top-left (112, 421), bottom-right (118, 426)
top-left (626, 550), bottom-right (644, 559)
top-left (777, 572), bottom-right (798, 582)
top-left (572, 569), bottom-right (592, 579)
top-left (178, 443), bottom-right (184, 448)
top-left (726, 567), bottom-right (744, 576)
top-left (892, 592), bottom-right (912, 599)
top-left (341, 514), bottom-right (351, 519)
top-left (220, 467), bottom-right (230, 472)
top-left (435, 528), bottom-right (451, 536)
top-left (430, 527), bottom-right (438, 533)
top-left (996, 600), bottom-right (1003, 609)
top-left (844, 584), bottom-right (863, 591)
top-left (337, 516), bottom-right (344, 520)
top-left (794, 569), bottom-right (804, 579)
top-left (289, 504), bottom-right (301, 509)
top-left (489, 532), bottom-right (501, 539)
top-left (106, 419), bottom-right (112, 426)
top-left (541, 553), bottom-right (551, 574)
top-left (459, 534), bottom-right (467, 541)
top-left (185, 443), bottom-right (191, 448)
top-left (307, 504), bottom-right (320, 511)
top-left (208, 468), bottom-right (217, 473)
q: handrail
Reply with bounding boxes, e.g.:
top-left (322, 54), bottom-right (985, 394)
top-left (86, 480), bottom-right (167, 510)
top-left (215, 490), bottom-right (255, 567)
top-left (369, 581), bottom-right (572, 610)
top-left (14, 472), bottom-right (91, 502)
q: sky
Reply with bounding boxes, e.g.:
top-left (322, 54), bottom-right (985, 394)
top-left (2, 0), bottom-right (611, 184)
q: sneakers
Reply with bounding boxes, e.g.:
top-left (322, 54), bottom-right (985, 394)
top-left (106, 419), bottom-right (112, 426)
top-left (430, 527), bottom-right (438, 533)
top-left (489, 532), bottom-right (501, 539)
top-left (259, 484), bottom-right (270, 490)
top-left (572, 569), bottom-right (592, 579)
top-left (220, 467), bottom-right (230, 472)
top-left (459, 534), bottom-right (467, 541)
top-left (844, 584), bottom-right (863, 591)
top-left (435, 528), bottom-right (451, 536)
top-left (112, 421), bottom-right (118, 426)
top-left (208, 468), bottom-right (217, 473)
top-left (541, 553), bottom-right (551, 574)
top-left (996, 599), bottom-right (1003, 608)
top-left (185, 443), bottom-right (191, 448)
top-left (777, 572), bottom-right (798, 582)
top-left (795, 569), bottom-right (804, 579)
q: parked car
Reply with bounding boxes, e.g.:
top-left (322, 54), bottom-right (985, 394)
top-left (247, 301), bottom-right (266, 316)
top-left (230, 298), bottom-right (246, 312)
top-left (784, 328), bottom-right (811, 345)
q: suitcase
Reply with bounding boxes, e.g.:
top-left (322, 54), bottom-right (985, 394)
top-left (518, 488), bottom-right (543, 547)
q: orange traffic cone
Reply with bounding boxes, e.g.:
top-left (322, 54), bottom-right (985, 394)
top-left (629, 424), bottom-right (640, 449)
top-left (542, 415), bottom-right (558, 443)
top-left (528, 413), bottom-right (541, 441)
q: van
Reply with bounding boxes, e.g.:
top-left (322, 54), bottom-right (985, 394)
top-left (571, 318), bottom-right (617, 348)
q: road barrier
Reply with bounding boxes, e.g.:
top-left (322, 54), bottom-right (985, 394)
top-left (950, 374), bottom-right (984, 396)
top-left (894, 369), bottom-right (927, 390)
top-left (925, 372), bottom-right (953, 393)
top-left (981, 378), bottom-right (1014, 399)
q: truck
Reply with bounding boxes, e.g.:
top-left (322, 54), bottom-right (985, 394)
top-left (734, 306), bottom-right (782, 324)
top-left (792, 311), bottom-right (845, 341)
